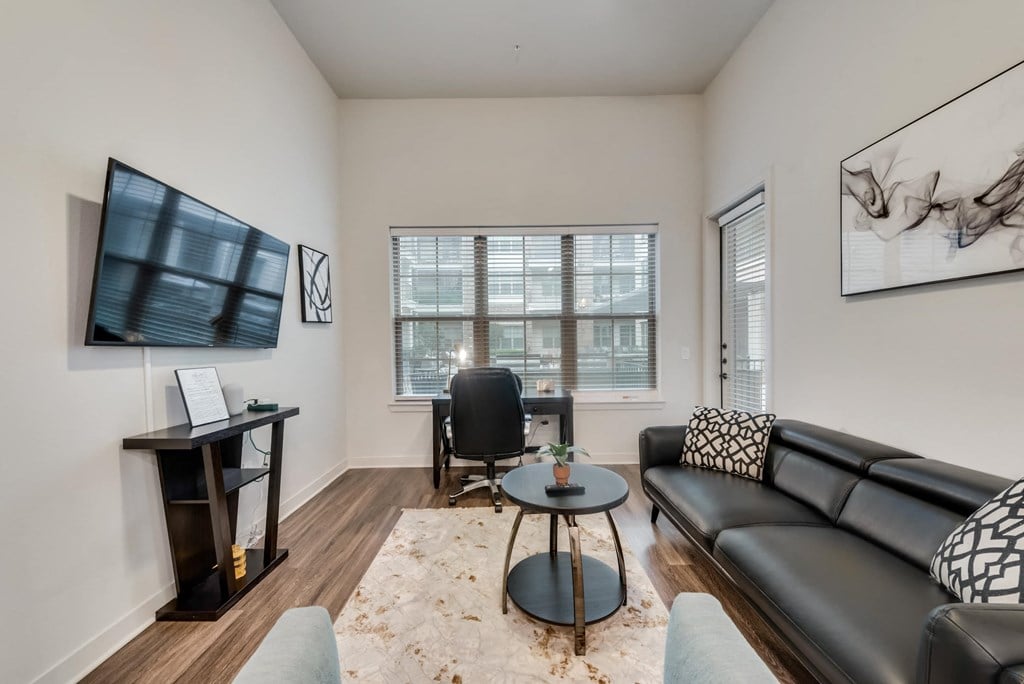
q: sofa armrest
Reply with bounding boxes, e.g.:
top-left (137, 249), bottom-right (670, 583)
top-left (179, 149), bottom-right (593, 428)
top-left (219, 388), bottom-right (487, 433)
top-left (917, 603), bottom-right (1024, 684)
top-left (1000, 665), bottom-right (1024, 684)
top-left (639, 425), bottom-right (687, 475)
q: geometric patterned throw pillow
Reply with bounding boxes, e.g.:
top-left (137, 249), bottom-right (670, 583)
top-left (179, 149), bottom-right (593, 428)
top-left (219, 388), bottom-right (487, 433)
top-left (929, 478), bottom-right (1024, 604)
top-left (681, 406), bottom-right (777, 481)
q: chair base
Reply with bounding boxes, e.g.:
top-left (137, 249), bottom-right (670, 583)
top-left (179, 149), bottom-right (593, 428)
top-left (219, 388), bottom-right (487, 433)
top-left (449, 462), bottom-right (503, 512)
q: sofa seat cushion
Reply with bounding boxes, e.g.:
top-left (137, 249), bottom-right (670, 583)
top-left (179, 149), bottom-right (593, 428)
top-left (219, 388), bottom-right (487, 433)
top-left (714, 525), bottom-right (956, 684)
top-left (644, 465), bottom-right (827, 550)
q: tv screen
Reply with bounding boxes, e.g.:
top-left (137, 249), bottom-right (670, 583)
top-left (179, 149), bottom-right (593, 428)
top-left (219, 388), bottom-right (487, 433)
top-left (86, 159), bottom-right (289, 347)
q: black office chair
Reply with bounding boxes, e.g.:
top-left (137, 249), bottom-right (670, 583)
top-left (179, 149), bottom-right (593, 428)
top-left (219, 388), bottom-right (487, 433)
top-left (445, 367), bottom-right (528, 513)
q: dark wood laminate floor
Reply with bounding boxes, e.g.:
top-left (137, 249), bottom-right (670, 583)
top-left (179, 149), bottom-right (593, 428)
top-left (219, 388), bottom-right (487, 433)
top-left (83, 465), bottom-right (816, 683)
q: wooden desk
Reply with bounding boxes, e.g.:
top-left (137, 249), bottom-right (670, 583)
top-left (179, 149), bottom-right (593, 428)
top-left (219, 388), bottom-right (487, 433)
top-left (124, 407), bottom-right (298, 620)
top-left (430, 391), bottom-right (573, 489)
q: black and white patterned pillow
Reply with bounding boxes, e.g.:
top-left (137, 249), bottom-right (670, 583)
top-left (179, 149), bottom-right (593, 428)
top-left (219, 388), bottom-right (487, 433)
top-left (681, 406), bottom-right (776, 481)
top-left (930, 478), bottom-right (1024, 604)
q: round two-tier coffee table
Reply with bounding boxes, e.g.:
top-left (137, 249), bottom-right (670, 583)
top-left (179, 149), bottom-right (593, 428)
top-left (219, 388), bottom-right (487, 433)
top-left (500, 462), bottom-right (629, 655)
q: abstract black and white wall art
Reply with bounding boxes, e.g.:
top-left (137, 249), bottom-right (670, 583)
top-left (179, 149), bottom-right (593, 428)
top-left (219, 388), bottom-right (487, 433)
top-left (298, 244), bottom-right (333, 323)
top-left (841, 59), bottom-right (1024, 295)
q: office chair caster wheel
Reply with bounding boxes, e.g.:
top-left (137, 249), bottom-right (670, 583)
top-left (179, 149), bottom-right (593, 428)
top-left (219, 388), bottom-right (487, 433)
top-left (448, 496), bottom-right (457, 506)
top-left (494, 503), bottom-right (502, 513)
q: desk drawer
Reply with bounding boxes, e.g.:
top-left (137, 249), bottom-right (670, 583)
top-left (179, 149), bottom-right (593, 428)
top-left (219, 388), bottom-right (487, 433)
top-left (525, 403), bottom-right (567, 414)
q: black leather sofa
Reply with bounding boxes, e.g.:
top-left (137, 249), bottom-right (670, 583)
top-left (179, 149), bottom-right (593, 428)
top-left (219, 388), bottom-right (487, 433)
top-left (639, 419), bottom-right (1024, 684)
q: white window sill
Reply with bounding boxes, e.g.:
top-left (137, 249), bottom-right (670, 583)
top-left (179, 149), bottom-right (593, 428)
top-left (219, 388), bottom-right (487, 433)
top-left (572, 390), bottom-right (664, 410)
top-left (388, 398), bottom-right (433, 412)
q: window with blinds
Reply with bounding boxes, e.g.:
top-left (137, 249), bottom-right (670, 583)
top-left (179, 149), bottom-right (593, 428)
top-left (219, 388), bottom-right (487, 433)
top-left (720, 195), bottom-right (768, 413)
top-left (390, 227), bottom-right (657, 396)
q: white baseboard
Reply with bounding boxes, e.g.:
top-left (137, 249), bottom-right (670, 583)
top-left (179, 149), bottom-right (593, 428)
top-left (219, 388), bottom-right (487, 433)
top-left (348, 454), bottom-right (430, 469)
top-left (34, 585), bottom-right (175, 684)
top-left (245, 460), bottom-right (350, 539)
top-left (48, 459), bottom-right (349, 684)
top-left (279, 460), bottom-right (349, 519)
top-left (587, 453), bottom-right (638, 465)
top-left (348, 453), bottom-right (638, 469)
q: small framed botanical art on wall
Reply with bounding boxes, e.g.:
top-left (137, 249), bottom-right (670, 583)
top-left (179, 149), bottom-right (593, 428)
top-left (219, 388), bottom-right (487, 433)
top-left (298, 244), bottom-right (333, 323)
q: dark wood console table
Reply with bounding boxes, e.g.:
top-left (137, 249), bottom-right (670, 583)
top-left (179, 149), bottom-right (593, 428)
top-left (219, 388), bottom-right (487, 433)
top-left (123, 407), bottom-right (299, 620)
top-left (431, 391), bottom-right (573, 489)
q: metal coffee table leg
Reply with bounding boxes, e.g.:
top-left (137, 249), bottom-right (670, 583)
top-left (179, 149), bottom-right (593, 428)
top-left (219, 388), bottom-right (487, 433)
top-left (549, 513), bottom-right (558, 556)
top-left (502, 508), bottom-right (525, 614)
top-left (605, 510), bottom-right (627, 605)
top-left (566, 514), bottom-right (586, 655)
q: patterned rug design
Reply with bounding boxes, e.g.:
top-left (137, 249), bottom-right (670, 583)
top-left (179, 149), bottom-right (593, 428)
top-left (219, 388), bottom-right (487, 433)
top-left (334, 507), bottom-right (668, 682)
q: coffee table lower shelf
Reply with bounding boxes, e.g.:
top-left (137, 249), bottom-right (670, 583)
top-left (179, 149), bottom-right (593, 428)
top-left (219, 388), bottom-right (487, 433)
top-left (506, 551), bottom-right (625, 626)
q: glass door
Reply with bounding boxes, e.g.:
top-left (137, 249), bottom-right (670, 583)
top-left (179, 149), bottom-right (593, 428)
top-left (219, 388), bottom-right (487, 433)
top-left (720, 193), bottom-right (768, 412)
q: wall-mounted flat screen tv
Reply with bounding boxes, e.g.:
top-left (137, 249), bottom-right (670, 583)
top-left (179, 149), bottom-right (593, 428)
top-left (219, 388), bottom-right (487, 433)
top-left (86, 159), bottom-right (289, 347)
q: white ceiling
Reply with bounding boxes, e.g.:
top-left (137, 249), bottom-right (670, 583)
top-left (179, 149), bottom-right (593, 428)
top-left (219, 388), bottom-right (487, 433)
top-left (269, 0), bottom-right (774, 98)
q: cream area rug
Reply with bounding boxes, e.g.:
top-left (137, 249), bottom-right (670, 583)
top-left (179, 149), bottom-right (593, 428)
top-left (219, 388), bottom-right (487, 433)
top-left (334, 507), bottom-right (668, 683)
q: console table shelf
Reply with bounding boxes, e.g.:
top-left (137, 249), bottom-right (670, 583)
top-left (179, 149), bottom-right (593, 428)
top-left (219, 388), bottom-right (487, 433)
top-left (124, 407), bottom-right (298, 621)
top-left (165, 467), bottom-right (271, 503)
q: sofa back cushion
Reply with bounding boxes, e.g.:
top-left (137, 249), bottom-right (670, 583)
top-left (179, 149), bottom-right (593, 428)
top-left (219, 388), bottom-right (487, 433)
top-left (771, 419), bottom-right (921, 472)
top-left (868, 458), bottom-right (1012, 516)
top-left (766, 445), bottom-right (861, 522)
top-left (838, 480), bottom-right (965, 570)
top-left (764, 420), bottom-right (924, 524)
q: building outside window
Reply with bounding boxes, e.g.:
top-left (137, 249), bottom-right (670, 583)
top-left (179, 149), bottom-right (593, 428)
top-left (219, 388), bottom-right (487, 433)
top-left (390, 227), bottom-right (657, 396)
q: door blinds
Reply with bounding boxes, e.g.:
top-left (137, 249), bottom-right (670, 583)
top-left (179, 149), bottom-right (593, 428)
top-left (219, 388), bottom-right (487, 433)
top-left (720, 195), bottom-right (768, 413)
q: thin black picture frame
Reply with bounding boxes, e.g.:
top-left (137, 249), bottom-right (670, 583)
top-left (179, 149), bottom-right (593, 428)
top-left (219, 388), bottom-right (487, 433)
top-left (298, 244), bottom-right (333, 323)
top-left (174, 367), bottom-right (230, 428)
top-left (839, 57), bottom-right (1024, 297)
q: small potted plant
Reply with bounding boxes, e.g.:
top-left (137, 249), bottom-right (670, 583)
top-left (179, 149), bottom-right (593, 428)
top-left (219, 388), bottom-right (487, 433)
top-left (537, 442), bottom-right (590, 486)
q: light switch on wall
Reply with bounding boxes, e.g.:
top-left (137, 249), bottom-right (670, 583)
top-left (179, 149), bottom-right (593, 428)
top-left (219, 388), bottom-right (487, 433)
top-left (680, 346), bottom-right (691, 360)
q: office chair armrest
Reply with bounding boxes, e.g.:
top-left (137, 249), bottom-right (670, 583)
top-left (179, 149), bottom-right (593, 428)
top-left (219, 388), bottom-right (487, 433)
top-left (441, 417), bottom-right (453, 454)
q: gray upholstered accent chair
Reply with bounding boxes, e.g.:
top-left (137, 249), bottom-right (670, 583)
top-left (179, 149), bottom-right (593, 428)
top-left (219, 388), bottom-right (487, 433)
top-left (445, 367), bottom-right (528, 512)
top-left (233, 606), bottom-right (340, 684)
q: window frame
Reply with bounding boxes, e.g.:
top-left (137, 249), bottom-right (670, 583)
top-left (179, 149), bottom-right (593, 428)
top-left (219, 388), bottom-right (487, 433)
top-left (388, 225), bottom-right (660, 400)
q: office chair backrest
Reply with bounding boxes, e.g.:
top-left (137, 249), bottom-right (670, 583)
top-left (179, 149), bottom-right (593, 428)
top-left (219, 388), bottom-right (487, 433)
top-left (449, 367), bottom-right (526, 459)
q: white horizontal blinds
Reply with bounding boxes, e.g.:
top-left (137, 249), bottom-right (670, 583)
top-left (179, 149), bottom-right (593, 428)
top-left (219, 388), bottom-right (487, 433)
top-left (485, 234), bottom-right (562, 389)
top-left (573, 234), bottom-right (656, 390)
top-left (721, 196), bottom-right (767, 413)
top-left (391, 235), bottom-right (477, 396)
top-left (390, 227), bottom-right (657, 396)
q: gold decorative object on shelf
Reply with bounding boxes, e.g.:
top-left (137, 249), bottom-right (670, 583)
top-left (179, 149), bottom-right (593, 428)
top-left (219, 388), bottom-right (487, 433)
top-left (232, 544), bottom-right (246, 579)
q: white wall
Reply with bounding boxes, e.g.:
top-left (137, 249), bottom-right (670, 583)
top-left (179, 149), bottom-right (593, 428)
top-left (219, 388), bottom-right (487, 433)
top-left (0, 2), bottom-right (345, 682)
top-left (703, 0), bottom-right (1024, 478)
top-left (338, 96), bottom-right (703, 465)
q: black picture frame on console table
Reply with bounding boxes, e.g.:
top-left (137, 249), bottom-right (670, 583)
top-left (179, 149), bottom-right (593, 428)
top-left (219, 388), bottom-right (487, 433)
top-left (174, 366), bottom-right (230, 427)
